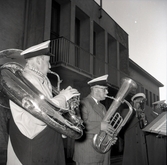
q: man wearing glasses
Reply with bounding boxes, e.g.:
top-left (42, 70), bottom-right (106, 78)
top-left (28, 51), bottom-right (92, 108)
top-left (73, 75), bottom-right (116, 165)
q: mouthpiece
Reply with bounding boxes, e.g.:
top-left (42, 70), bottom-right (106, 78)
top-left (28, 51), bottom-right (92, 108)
top-left (48, 69), bottom-right (53, 74)
top-left (47, 70), bottom-right (62, 93)
top-left (105, 95), bottom-right (114, 100)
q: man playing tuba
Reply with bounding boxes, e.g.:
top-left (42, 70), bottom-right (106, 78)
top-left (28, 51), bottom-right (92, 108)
top-left (5, 40), bottom-right (80, 165)
top-left (73, 75), bottom-right (117, 165)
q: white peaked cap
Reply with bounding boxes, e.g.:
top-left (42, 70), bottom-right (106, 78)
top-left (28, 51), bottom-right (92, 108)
top-left (88, 74), bottom-right (109, 87)
top-left (152, 100), bottom-right (166, 105)
top-left (131, 93), bottom-right (146, 102)
top-left (20, 40), bottom-right (53, 59)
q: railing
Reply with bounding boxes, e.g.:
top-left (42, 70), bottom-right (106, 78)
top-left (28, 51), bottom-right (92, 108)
top-left (50, 37), bottom-right (130, 83)
top-left (50, 37), bottom-right (94, 75)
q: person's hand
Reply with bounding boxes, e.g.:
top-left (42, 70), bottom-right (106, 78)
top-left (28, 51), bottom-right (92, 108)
top-left (101, 121), bottom-right (115, 136)
top-left (59, 86), bottom-right (80, 101)
top-left (101, 121), bottom-right (118, 144)
top-left (110, 136), bottom-right (117, 145)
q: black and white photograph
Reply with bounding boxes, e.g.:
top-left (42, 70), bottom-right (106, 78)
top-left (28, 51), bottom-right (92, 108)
top-left (0, 0), bottom-right (166, 165)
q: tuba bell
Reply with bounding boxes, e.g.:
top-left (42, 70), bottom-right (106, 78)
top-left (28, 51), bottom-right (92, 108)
top-left (92, 77), bottom-right (137, 153)
top-left (0, 62), bottom-right (83, 139)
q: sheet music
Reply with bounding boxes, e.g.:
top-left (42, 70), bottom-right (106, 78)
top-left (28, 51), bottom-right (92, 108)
top-left (143, 112), bottom-right (167, 136)
top-left (151, 115), bottom-right (166, 134)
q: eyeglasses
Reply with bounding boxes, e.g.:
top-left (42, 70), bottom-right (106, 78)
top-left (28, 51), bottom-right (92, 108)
top-left (94, 86), bottom-right (108, 92)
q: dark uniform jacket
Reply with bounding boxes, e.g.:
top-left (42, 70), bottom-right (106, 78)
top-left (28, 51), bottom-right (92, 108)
top-left (9, 114), bottom-right (65, 165)
top-left (122, 111), bottom-right (149, 165)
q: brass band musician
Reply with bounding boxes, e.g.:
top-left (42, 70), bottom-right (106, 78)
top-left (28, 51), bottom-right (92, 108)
top-left (73, 75), bottom-right (117, 165)
top-left (5, 40), bottom-right (80, 165)
top-left (152, 100), bottom-right (167, 116)
top-left (122, 93), bottom-right (149, 165)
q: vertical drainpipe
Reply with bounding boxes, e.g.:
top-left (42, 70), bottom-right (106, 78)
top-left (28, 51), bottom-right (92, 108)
top-left (99, 0), bottom-right (102, 19)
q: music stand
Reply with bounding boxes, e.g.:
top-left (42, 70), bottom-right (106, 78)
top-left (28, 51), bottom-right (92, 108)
top-left (143, 112), bottom-right (167, 136)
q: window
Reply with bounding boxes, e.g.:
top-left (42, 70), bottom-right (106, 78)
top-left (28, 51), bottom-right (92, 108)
top-left (75, 18), bottom-right (80, 46)
top-left (50, 1), bottom-right (60, 39)
top-left (141, 87), bottom-right (144, 93)
top-left (149, 91), bottom-right (152, 107)
top-left (92, 31), bottom-right (96, 74)
top-left (93, 31), bottom-right (96, 55)
top-left (93, 22), bottom-right (105, 75)
top-left (145, 89), bottom-right (149, 106)
top-left (75, 18), bottom-right (80, 67)
top-left (153, 93), bottom-right (156, 103)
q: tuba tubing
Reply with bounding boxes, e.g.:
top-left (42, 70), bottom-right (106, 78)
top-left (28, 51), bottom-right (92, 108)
top-left (0, 62), bottom-right (83, 139)
top-left (48, 69), bottom-right (62, 94)
top-left (92, 78), bottom-right (137, 153)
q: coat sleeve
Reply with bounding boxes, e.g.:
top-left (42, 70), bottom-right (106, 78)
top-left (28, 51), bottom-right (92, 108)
top-left (10, 73), bottom-right (67, 139)
top-left (51, 94), bottom-right (67, 108)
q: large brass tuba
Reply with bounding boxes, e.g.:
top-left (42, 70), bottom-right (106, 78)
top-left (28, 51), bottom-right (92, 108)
top-left (92, 78), bottom-right (137, 153)
top-left (0, 62), bottom-right (83, 139)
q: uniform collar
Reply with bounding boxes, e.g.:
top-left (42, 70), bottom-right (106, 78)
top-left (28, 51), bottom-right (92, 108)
top-left (91, 96), bottom-right (99, 104)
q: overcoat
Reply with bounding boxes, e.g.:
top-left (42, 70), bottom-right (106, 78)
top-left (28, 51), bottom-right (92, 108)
top-left (122, 111), bottom-right (149, 165)
top-left (73, 95), bottom-right (110, 164)
top-left (122, 109), bottom-right (167, 165)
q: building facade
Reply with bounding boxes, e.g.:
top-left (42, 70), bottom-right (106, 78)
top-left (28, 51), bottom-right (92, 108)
top-left (0, 0), bottom-right (164, 164)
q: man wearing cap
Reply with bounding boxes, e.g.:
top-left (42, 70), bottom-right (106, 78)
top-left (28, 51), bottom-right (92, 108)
top-left (131, 93), bottom-right (148, 129)
top-left (152, 100), bottom-right (167, 116)
top-left (122, 93), bottom-right (149, 165)
top-left (6, 40), bottom-right (80, 165)
top-left (73, 75), bottom-right (117, 165)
